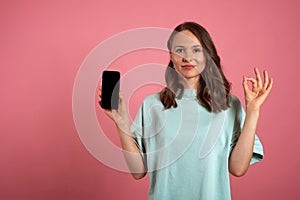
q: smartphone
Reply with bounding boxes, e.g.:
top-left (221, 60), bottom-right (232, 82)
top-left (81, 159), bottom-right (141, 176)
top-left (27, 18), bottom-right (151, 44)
top-left (101, 70), bottom-right (120, 109)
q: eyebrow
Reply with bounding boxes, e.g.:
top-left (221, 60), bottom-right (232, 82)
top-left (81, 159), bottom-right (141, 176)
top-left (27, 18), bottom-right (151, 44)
top-left (174, 45), bottom-right (202, 48)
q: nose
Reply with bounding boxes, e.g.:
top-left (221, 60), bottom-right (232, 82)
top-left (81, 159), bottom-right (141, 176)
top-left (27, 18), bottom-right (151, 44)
top-left (182, 51), bottom-right (193, 62)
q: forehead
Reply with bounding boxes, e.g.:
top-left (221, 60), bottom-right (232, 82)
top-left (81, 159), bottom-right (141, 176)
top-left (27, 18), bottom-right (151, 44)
top-left (172, 30), bottom-right (202, 47)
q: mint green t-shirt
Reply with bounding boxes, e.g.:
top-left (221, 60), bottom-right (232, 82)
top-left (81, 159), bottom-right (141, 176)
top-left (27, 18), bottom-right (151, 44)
top-left (131, 89), bottom-right (263, 200)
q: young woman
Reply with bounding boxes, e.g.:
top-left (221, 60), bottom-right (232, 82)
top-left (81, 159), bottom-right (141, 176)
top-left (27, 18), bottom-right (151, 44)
top-left (99, 22), bottom-right (273, 200)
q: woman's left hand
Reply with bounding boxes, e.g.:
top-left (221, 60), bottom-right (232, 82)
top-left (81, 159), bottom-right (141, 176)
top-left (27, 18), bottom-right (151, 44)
top-left (243, 68), bottom-right (273, 111)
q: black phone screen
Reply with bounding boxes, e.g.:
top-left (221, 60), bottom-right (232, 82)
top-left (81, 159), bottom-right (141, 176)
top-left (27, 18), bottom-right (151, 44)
top-left (101, 70), bottom-right (120, 109)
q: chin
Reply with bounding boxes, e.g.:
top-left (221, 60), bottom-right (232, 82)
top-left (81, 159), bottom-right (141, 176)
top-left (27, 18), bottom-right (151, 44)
top-left (181, 73), bottom-right (200, 80)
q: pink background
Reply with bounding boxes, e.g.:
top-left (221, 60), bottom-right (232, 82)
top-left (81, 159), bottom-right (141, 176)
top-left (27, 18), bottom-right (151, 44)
top-left (1, 0), bottom-right (299, 199)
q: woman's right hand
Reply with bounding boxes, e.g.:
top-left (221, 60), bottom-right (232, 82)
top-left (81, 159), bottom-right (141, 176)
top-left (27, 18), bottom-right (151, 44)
top-left (99, 87), bottom-right (147, 179)
top-left (98, 87), bottom-right (131, 132)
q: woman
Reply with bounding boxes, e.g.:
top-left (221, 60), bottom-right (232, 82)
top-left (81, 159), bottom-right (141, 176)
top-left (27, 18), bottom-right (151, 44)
top-left (99, 22), bottom-right (273, 200)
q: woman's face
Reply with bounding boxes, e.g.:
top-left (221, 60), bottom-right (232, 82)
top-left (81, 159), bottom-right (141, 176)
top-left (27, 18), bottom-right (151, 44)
top-left (170, 30), bottom-right (206, 83)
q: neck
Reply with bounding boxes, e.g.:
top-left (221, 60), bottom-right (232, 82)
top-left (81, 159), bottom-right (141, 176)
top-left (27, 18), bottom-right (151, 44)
top-left (183, 76), bottom-right (199, 89)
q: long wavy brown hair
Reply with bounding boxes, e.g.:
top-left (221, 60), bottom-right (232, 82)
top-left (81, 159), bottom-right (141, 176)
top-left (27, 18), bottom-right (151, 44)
top-left (159, 22), bottom-right (231, 112)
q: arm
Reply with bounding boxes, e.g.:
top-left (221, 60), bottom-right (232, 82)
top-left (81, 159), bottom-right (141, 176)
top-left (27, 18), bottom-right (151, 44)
top-left (99, 88), bottom-right (147, 179)
top-left (229, 68), bottom-right (273, 177)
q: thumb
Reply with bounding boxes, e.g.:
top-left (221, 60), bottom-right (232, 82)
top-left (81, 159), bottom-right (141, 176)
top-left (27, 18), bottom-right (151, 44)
top-left (111, 109), bottom-right (121, 122)
top-left (242, 76), bottom-right (251, 93)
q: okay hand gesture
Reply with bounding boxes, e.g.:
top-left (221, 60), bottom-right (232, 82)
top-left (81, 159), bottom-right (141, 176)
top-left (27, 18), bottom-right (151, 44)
top-left (242, 68), bottom-right (273, 111)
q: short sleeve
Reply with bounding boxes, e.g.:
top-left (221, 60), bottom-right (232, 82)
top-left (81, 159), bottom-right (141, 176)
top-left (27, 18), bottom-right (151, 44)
top-left (230, 96), bottom-right (264, 165)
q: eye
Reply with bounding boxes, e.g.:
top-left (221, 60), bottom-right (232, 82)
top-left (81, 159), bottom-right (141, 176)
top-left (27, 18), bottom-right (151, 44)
top-left (175, 48), bottom-right (184, 54)
top-left (193, 48), bottom-right (202, 53)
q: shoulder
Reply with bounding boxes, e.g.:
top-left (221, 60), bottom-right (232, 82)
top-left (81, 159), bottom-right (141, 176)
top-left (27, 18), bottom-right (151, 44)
top-left (227, 94), bottom-right (245, 115)
top-left (227, 94), bottom-right (246, 121)
top-left (141, 92), bottom-right (162, 107)
top-left (229, 94), bottom-right (243, 108)
top-left (136, 93), bottom-right (165, 117)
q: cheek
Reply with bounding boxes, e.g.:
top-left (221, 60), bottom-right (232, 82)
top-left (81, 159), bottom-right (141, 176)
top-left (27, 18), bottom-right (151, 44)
top-left (196, 54), bottom-right (206, 66)
top-left (196, 53), bottom-right (205, 62)
top-left (171, 55), bottom-right (183, 67)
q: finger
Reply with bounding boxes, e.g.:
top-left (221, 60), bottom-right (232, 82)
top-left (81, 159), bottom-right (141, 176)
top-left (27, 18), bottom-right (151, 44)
top-left (119, 90), bottom-right (124, 100)
top-left (111, 109), bottom-right (120, 121)
top-left (98, 87), bottom-right (102, 103)
top-left (98, 86), bottom-right (102, 97)
top-left (245, 76), bottom-right (260, 94)
top-left (255, 68), bottom-right (263, 90)
top-left (98, 86), bottom-right (103, 106)
top-left (104, 109), bottom-right (114, 119)
top-left (118, 91), bottom-right (124, 106)
top-left (265, 77), bottom-right (273, 93)
top-left (243, 76), bottom-right (251, 93)
top-left (262, 70), bottom-right (269, 92)
top-left (244, 77), bottom-right (258, 88)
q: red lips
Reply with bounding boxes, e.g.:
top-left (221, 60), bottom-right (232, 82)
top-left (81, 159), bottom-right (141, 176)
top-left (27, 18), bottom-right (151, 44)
top-left (182, 65), bottom-right (195, 70)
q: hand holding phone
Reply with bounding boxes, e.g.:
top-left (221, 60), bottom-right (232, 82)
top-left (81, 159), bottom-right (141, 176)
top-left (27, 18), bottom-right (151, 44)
top-left (100, 70), bottom-right (120, 109)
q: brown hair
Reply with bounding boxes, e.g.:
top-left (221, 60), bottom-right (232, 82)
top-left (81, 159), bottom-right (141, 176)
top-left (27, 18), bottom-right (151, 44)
top-left (160, 22), bottom-right (231, 112)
